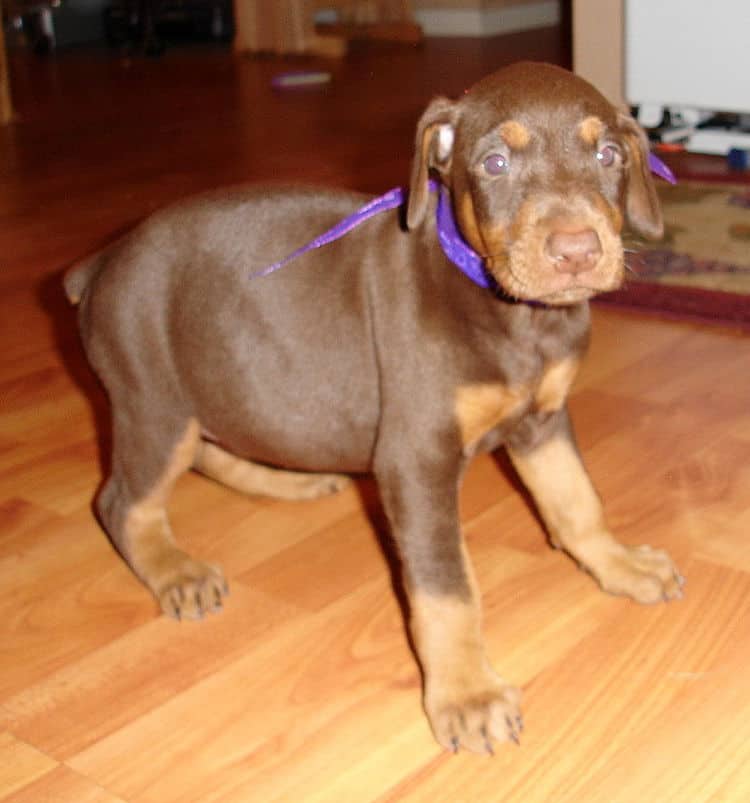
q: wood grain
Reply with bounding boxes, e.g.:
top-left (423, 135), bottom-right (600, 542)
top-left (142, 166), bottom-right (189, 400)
top-left (1, 30), bottom-right (749, 803)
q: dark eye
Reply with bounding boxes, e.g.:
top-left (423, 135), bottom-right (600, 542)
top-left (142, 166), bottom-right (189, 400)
top-left (482, 153), bottom-right (510, 176)
top-left (596, 145), bottom-right (617, 167)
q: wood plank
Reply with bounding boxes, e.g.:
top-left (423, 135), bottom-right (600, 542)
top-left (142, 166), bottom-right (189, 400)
top-left (0, 732), bottom-right (57, 799)
top-left (1, 765), bottom-right (126, 803)
top-left (1, 585), bottom-right (303, 760)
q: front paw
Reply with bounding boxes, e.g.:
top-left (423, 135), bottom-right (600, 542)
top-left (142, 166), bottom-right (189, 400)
top-left (426, 674), bottom-right (523, 754)
top-left (592, 543), bottom-right (685, 604)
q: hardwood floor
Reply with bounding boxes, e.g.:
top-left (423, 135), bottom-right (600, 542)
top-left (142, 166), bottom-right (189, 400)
top-left (1, 31), bottom-right (749, 802)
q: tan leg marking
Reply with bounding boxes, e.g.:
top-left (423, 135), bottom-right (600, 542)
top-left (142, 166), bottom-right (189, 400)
top-left (193, 441), bottom-right (350, 501)
top-left (455, 383), bottom-right (528, 450)
top-left (411, 552), bottom-right (522, 753)
top-left (508, 434), bottom-right (684, 603)
top-left (534, 356), bottom-right (580, 414)
top-left (124, 419), bottom-right (228, 620)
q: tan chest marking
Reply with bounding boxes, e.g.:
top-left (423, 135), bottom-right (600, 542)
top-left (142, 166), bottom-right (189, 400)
top-left (455, 357), bottom-right (579, 449)
top-left (534, 357), bottom-right (580, 413)
top-left (455, 383), bottom-right (528, 448)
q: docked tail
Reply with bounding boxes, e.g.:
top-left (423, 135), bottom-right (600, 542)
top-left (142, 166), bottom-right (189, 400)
top-left (63, 249), bottom-right (107, 305)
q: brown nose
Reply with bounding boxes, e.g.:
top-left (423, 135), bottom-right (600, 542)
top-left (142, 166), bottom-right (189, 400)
top-left (545, 229), bottom-right (602, 275)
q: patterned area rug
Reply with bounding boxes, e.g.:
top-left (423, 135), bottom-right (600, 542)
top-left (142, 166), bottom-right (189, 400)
top-left (598, 182), bottom-right (750, 328)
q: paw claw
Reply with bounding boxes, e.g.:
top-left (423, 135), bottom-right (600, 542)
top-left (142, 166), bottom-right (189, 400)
top-left (481, 726), bottom-right (494, 755)
top-left (155, 557), bottom-right (228, 620)
top-left (506, 715), bottom-right (521, 745)
top-left (428, 679), bottom-right (522, 755)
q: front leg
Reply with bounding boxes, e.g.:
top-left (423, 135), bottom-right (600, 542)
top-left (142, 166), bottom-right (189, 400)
top-left (376, 458), bottom-right (522, 754)
top-left (507, 410), bottom-right (684, 603)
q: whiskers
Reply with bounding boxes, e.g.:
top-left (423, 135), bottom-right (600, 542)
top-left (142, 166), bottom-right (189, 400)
top-left (623, 248), bottom-right (644, 279)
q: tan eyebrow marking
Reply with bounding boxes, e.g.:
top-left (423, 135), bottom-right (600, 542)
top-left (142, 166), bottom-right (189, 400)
top-left (499, 120), bottom-right (531, 149)
top-left (579, 115), bottom-right (604, 145)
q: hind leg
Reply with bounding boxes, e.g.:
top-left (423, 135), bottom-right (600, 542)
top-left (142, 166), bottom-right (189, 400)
top-left (194, 441), bottom-right (351, 500)
top-left (98, 415), bottom-right (228, 620)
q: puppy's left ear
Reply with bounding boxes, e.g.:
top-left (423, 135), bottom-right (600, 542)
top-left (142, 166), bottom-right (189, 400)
top-left (407, 96), bottom-right (458, 230)
top-left (618, 112), bottom-right (664, 241)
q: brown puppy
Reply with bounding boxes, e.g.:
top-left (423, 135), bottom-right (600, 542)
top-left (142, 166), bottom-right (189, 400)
top-left (65, 62), bottom-right (683, 754)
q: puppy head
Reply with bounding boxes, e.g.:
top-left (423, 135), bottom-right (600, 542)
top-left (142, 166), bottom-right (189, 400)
top-left (408, 62), bottom-right (664, 305)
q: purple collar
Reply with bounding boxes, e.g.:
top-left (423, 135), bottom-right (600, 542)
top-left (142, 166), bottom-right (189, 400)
top-left (252, 153), bottom-right (676, 291)
top-left (433, 180), bottom-right (494, 289)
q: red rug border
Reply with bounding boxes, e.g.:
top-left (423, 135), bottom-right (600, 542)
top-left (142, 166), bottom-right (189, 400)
top-left (595, 281), bottom-right (750, 331)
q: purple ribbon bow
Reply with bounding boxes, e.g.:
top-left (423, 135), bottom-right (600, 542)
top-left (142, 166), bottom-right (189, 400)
top-left (252, 152), bottom-right (676, 289)
top-left (648, 152), bottom-right (677, 185)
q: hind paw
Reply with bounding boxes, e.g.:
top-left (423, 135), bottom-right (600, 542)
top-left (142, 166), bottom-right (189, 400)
top-left (151, 556), bottom-right (229, 620)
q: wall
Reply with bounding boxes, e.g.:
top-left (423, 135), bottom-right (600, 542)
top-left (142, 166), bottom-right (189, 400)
top-left (572, 0), bottom-right (624, 105)
top-left (412, 0), bottom-right (561, 37)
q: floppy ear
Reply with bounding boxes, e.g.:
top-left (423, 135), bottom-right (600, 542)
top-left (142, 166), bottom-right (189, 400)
top-left (618, 112), bottom-right (664, 241)
top-left (407, 96), bottom-right (458, 230)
